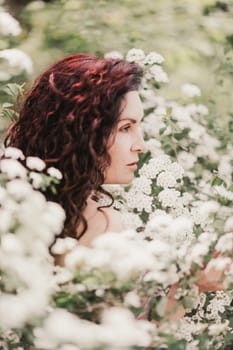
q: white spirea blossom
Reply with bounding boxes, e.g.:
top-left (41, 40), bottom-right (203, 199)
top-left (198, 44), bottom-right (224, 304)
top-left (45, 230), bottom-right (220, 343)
top-left (2, 147), bottom-right (25, 160)
top-left (147, 64), bottom-right (168, 82)
top-left (181, 83), bottom-right (201, 97)
top-left (156, 171), bottom-right (177, 188)
top-left (126, 48), bottom-right (145, 63)
top-left (143, 51), bottom-right (164, 65)
top-left (215, 232), bottom-right (233, 253)
top-left (125, 190), bottom-right (152, 213)
top-left (104, 51), bottom-right (124, 59)
top-left (214, 185), bottom-right (233, 201)
top-left (26, 156), bottom-right (45, 171)
top-left (0, 49), bottom-right (33, 75)
top-left (51, 237), bottom-right (78, 255)
top-left (158, 188), bottom-right (180, 207)
top-left (6, 179), bottom-right (32, 201)
top-left (0, 158), bottom-right (27, 179)
top-left (47, 167), bottom-right (63, 180)
top-left (131, 175), bottom-right (152, 194)
top-left (224, 217), bottom-right (233, 232)
top-left (29, 172), bottom-right (43, 189)
top-left (139, 155), bottom-right (172, 179)
top-left (0, 12), bottom-right (22, 36)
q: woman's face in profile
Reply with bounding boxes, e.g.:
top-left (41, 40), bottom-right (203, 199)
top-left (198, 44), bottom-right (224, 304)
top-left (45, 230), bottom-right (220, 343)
top-left (104, 91), bottom-right (146, 185)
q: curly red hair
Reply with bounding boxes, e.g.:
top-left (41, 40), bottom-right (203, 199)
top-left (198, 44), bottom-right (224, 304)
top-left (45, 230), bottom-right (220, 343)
top-left (5, 53), bottom-right (143, 239)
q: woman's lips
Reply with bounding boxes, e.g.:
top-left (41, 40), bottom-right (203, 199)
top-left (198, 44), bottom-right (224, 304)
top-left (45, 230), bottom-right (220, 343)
top-left (127, 162), bottom-right (138, 170)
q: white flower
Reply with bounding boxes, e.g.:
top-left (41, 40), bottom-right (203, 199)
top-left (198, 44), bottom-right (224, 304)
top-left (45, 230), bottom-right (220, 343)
top-left (224, 217), bottom-right (233, 232)
top-left (1, 233), bottom-right (24, 254)
top-left (215, 232), bottom-right (233, 253)
top-left (3, 147), bottom-right (25, 160)
top-left (101, 307), bottom-right (153, 347)
top-left (104, 51), bottom-right (123, 59)
top-left (51, 237), bottom-right (78, 255)
top-left (177, 151), bottom-right (197, 170)
top-left (131, 175), bottom-right (152, 194)
top-left (26, 156), bottom-right (45, 171)
top-left (0, 12), bottom-right (22, 36)
top-left (139, 155), bottom-right (171, 179)
top-left (29, 172), bottom-right (43, 189)
top-left (0, 49), bottom-right (33, 75)
top-left (47, 167), bottom-right (63, 180)
top-left (147, 64), bottom-right (168, 82)
top-left (214, 185), bottom-right (233, 201)
top-left (147, 213), bottom-right (173, 233)
top-left (143, 51), bottom-right (164, 65)
top-left (181, 83), bottom-right (201, 97)
top-left (126, 48), bottom-right (145, 63)
top-left (0, 208), bottom-right (12, 232)
top-left (124, 291), bottom-right (141, 308)
top-left (6, 179), bottom-right (32, 201)
top-left (166, 162), bottom-right (184, 180)
top-left (206, 257), bottom-right (231, 271)
top-left (42, 201), bottom-right (65, 236)
top-left (0, 158), bottom-right (27, 179)
top-left (156, 171), bottom-right (177, 188)
top-left (125, 190), bottom-right (152, 213)
top-left (208, 321), bottom-right (229, 336)
top-left (158, 188), bottom-right (180, 207)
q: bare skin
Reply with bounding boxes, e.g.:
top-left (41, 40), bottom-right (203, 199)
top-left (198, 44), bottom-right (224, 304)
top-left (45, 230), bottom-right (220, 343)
top-left (77, 197), bottom-right (123, 247)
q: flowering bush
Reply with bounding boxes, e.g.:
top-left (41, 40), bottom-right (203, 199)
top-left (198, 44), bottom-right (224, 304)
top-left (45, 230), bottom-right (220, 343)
top-left (0, 49), bottom-right (233, 350)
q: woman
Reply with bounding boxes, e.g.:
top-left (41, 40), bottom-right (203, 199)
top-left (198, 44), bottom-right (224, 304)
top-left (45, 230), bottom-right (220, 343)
top-left (4, 53), bottom-right (228, 322)
top-left (4, 53), bottom-right (146, 246)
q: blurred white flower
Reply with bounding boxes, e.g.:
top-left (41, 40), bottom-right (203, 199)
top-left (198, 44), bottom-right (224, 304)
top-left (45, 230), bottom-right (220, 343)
top-left (208, 321), bottom-right (230, 336)
top-left (126, 48), bottom-right (145, 63)
top-left (0, 208), bottom-right (12, 232)
top-left (143, 51), bottom-right (164, 65)
top-left (181, 83), bottom-right (201, 97)
top-left (29, 171), bottom-right (43, 189)
top-left (206, 257), bottom-right (231, 272)
top-left (51, 237), bottom-right (77, 255)
top-left (104, 51), bottom-right (123, 59)
top-left (3, 147), bottom-right (25, 160)
top-left (47, 167), bottom-right (63, 180)
top-left (147, 64), bottom-right (168, 82)
top-left (124, 291), bottom-right (141, 308)
top-left (214, 185), bottom-right (233, 201)
top-left (215, 232), bottom-right (233, 253)
top-left (224, 217), bottom-right (233, 232)
top-left (26, 156), bottom-right (45, 171)
top-left (6, 179), bottom-right (32, 201)
top-left (101, 307), bottom-right (153, 347)
top-left (0, 12), bottom-right (22, 36)
top-left (177, 151), bottom-right (197, 170)
top-left (1, 233), bottom-right (24, 254)
top-left (0, 48), bottom-right (33, 75)
top-left (0, 158), bottom-right (27, 179)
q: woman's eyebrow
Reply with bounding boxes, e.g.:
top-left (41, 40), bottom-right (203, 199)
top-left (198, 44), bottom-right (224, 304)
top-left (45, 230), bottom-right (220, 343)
top-left (119, 117), bottom-right (143, 123)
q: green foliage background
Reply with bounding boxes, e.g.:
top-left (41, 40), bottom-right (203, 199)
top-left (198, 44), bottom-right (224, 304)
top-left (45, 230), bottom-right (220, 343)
top-left (1, 0), bottom-right (233, 130)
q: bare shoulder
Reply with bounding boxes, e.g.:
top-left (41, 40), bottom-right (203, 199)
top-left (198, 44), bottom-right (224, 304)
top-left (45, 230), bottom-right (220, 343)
top-left (77, 200), bottom-right (124, 247)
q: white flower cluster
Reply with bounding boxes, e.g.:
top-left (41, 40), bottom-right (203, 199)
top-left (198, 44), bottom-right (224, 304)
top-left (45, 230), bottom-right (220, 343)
top-left (0, 48), bottom-right (33, 81)
top-left (0, 11), bottom-right (22, 36)
top-left (34, 307), bottom-right (154, 349)
top-left (126, 48), bottom-right (168, 85)
top-left (0, 149), bottom-right (65, 329)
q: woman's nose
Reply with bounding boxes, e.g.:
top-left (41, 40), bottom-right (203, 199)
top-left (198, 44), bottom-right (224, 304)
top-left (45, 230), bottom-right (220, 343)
top-left (131, 129), bottom-right (147, 153)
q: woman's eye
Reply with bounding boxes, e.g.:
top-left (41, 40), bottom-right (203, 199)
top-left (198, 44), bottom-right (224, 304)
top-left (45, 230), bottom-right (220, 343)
top-left (120, 124), bottom-right (131, 132)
